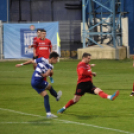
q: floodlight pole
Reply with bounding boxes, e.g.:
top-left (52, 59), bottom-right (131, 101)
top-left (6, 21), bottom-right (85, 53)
top-left (82, 0), bottom-right (86, 48)
top-left (82, 0), bottom-right (123, 48)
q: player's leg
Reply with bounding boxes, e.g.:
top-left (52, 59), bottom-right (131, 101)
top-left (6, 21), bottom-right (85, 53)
top-left (31, 80), bottom-right (57, 118)
top-left (57, 95), bottom-right (81, 114)
top-left (94, 88), bottom-right (119, 101)
top-left (45, 84), bottom-right (62, 101)
top-left (57, 82), bottom-right (84, 114)
top-left (40, 90), bottom-right (51, 117)
top-left (130, 82), bottom-right (134, 96)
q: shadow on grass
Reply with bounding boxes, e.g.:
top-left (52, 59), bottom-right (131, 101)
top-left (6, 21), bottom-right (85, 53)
top-left (28, 118), bottom-right (54, 126)
top-left (63, 113), bottom-right (119, 120)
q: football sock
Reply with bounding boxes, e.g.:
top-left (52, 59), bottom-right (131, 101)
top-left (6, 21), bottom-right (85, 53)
top-left (64, 99), bottom-right (76, 109)
top-left (44, 95), bottom-right (51, 113)
top-left (49, 86), bottom-right (57, 98)
top-left (98, 91), bottom-right (108, 99)
top-left (43, 77), bottom-right (47, 81)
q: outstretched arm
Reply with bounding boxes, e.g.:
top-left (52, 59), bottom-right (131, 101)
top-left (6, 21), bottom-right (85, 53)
top-left (15, 59), bottom-right (36, 67)
top-left (90, 64), bottom-right (96, 67)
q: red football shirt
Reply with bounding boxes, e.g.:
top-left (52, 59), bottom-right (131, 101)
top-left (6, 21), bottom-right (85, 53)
top-left (77, 61), bottom-right (92, 84)
top-left (33, 38), bottom-right (52, 59)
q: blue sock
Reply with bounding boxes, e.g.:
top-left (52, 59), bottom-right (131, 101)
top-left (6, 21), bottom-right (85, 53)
top-left (49, 86), bottom-right (57, 98)
top-left (44, 95), bottom-right (50, 113)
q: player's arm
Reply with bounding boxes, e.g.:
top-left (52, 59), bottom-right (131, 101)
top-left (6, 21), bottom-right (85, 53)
top-left (28, 45), bottom-right (34, 49)
top-left (79, 68), bottom-right (96, 77)
top-left (90, 64), bottom-right (96, 67)
top-left (15, 59), bottom-right (36, 67)
top-left (92, 72), bottom-right (96, 77)
top-left (49, 41), bottom-right (52, 52)
top-left (78, 66), bottom-right (92, 76)
top-left (50, 70), bottom-right (53, 76)
top-left (50, 47), bottom-right (52, 53)
top-left (32, 38), bottom-right (38, 56)
top-left (33, 47), bottom-right (37, 57)
top-left (41, 69), bottom-right (51, 77)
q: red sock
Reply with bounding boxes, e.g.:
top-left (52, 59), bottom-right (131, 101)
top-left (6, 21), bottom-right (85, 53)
top-left (98, 91), bottom-right (108, 99)
top-left (44, 77), bottom-right (47, 81)
top-left (65, 100), bottom-right (75, 109)
top-left (133, 83), bottom-right (134, 92)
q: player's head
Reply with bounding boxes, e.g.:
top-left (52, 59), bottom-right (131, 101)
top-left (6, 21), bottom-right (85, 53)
top-left (49, 52), bottom-right (59, 64)
top-left (36, 29), bottom-right (42, 37)
top-left (82, 52), bottom-right (91, 64)
top-left (40, 29), bottom-right (46, 39)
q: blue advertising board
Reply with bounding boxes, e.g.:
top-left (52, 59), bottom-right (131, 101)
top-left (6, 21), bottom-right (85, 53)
top-left (3, 22), bottom-right (60, 58)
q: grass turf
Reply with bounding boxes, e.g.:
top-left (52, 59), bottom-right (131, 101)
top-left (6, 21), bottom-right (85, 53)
top-left (0, 59), bottom-right (134, 134)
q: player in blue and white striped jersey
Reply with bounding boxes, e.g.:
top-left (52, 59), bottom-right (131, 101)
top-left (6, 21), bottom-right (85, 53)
top-left (15, 52), bottom-right (62, 118)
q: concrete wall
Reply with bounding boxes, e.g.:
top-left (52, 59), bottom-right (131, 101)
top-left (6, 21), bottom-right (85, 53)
top-left (77, 45), bottom-right (127, 60)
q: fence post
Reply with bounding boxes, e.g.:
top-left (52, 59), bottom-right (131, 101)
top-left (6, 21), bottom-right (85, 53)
top-left (0, 20), bottom-right (3, 59)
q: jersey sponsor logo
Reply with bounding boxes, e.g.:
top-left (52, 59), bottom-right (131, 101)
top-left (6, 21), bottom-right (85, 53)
top-left (39, 47), bottom-right (48, 50)
top-left (39, 42), bottom-right (45, 44)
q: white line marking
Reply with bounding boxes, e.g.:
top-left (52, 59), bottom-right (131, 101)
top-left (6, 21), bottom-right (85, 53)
top-left (0, 108), bottom-right (133, 134)
top-left (0, 122), bottom-right (51, 124)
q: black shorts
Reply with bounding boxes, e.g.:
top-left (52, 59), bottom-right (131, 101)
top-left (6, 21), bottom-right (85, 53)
top-left (75, 81), bottom-right (96, 96)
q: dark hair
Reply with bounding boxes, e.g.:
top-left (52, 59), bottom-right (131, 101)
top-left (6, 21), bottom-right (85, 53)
top-left (37, 29), bottom-right (42, 32)
top-left (41, 29), bottom-right (46, 32)
top-left (82, 52), bottom-right (91, 58)
top-left (49, 52), bottom-right (59, 59)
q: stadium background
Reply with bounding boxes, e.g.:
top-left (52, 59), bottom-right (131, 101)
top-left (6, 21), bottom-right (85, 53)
top-left (0, 0), bottom-right (133, 58)
top-left (1, 1), bottom-right (134, 134)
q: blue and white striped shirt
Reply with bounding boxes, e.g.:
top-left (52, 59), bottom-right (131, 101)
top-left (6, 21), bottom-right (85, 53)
top-left (32, 57), bottom-right (53, 80)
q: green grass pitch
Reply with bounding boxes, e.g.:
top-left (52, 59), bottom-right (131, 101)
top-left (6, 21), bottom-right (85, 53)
top-left (0, 59), bottom-right (134, 134)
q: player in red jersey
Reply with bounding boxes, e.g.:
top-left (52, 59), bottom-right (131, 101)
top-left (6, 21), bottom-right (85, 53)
top-left (28, 29), bottom-right (42, 59)
top-left (57, 52), bottom-right (119, 114)
top-left (33, 29), bottom-right (52, 59)
top-left (130, 56), bottom-right (134, 96)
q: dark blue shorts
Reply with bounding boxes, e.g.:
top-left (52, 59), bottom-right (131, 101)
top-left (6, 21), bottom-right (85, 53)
top-left (31, 79), bottom-right (49, 94)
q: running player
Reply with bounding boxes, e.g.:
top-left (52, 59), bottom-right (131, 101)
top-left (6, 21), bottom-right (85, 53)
top-left (57, 52), bottom-right (119, 114)
top-left (16, 52), bottom-right (62, 118)
top-left (130, 59), bottom-right (134, 96)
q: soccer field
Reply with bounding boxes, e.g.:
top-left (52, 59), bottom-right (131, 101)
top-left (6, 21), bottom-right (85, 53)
top-left (0, 59), bottom-right (134, 134)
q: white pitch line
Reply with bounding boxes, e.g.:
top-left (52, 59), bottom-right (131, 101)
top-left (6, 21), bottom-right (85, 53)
top-left (0, 121), bottom-right (50, 124)
top-left (0, 108), bottom-right (134, 134)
